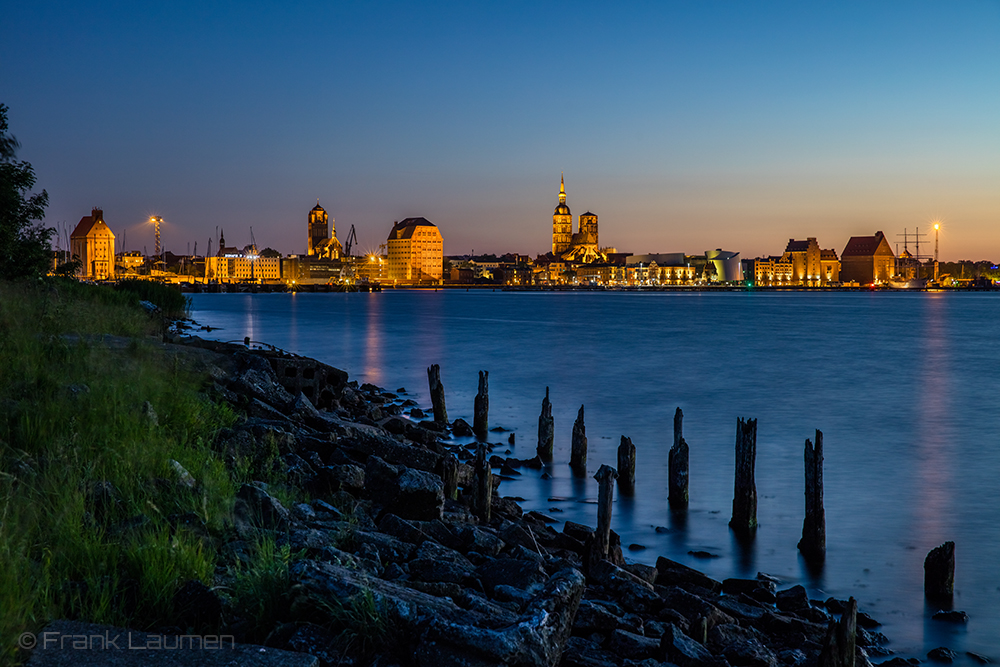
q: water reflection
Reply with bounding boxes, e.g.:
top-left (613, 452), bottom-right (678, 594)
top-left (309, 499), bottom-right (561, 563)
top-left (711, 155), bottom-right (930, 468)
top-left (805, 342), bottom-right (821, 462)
top-left (363, 293), bottom-right (384, 384)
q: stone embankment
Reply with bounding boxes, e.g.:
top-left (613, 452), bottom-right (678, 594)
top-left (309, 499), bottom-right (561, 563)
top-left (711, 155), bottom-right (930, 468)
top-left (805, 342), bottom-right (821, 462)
top-left (36, 334), bottom-right (898, 666)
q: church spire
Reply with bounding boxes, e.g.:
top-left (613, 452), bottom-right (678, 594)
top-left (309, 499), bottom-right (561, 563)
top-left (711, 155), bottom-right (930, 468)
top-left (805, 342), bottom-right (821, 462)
top-left (559, 172), bottom-right (566, 204)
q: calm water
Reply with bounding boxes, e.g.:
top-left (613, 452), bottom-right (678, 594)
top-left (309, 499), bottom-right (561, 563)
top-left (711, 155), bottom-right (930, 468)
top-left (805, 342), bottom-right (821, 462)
top-left (190, 290), bottom-right (1000, 661)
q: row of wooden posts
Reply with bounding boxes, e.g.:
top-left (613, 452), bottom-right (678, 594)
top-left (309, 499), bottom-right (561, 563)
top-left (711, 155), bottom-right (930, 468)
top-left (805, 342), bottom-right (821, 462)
top-left (427, 365), bottom-right (956, 600)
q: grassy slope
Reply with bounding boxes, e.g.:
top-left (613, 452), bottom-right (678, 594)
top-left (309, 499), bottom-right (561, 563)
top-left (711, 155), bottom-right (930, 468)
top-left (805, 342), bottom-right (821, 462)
top-left (0, 279), bottom-right (235, 662)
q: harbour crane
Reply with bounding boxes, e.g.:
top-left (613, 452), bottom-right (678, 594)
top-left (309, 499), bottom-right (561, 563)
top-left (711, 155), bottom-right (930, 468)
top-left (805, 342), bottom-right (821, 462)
top-left (343, 224), bottom-right (358, 257)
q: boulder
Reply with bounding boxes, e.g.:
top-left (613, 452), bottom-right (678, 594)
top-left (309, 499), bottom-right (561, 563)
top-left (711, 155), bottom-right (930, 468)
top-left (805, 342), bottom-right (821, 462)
top-left (365, 456), bottom-right (443, 521)
top-left (573, 599), bottom-right (623, 634)
top-left (417, 568), bottom-right (586, 667)
top-left (656, 556), bottom-right (723, 593)
top-left (776, 585), bottom-right (811, 612)
top-left (608, 629), bottom-right (659, 661)
top-left (234, 483), bottom-right (290, 532)
top-left (476, 558), bottom-right (548, 596)
top-left (660, 623), bottom-right (727, 666)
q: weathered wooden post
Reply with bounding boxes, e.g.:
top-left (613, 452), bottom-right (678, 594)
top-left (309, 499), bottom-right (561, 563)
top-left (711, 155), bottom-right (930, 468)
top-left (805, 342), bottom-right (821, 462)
top-left (438, 452), bottom-right (459, 501)
top-left (673, 407), bottom-right (683, 450)
top-left (798, 430), bottom-right (826, 561)
top-left (729, 417), bottom-right (758, 539)
top-left (668, 436), bottom-right (689, 510)
top-left (570, 405), bottom-right (587, 471)
top-left (617, 436), bottom-right (635, 492)
top-left (818, 597), bottom-right (856, 667)
top-left (473, 370), bottom-right (489, 439)
top-left (590, 464), bottom-right (619, 571)
top-left (472, 443), bottom-right (492, 523)
top-left (537, 387), bottom-right (554, 461)
top-left (924, 541), bottom-right (955, 601)
top-left (427, 364), bottom-right (447, 424)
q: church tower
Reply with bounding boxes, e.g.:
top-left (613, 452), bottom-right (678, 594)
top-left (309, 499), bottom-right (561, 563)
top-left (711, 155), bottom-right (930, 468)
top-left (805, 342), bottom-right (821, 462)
top-left (308, 201), bottom-right (329, 256)
top-left (552, 174), bottom-right (572, 255)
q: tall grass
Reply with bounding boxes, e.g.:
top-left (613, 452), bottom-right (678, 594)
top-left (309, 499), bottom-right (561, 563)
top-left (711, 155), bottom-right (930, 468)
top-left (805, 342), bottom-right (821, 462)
top-left (0, 280), bottom-right (232, 663)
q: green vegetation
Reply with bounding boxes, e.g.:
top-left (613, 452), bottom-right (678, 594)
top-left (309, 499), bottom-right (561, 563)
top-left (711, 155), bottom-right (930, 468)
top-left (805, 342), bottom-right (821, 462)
top-left (114, 277), bottom-right (190, 319)
top-left (229, 533), bottom-right (299, 642)
top-left (0, 279), bottom-right (230, 662)
top-left (0, 104), bottom-right (53, 280)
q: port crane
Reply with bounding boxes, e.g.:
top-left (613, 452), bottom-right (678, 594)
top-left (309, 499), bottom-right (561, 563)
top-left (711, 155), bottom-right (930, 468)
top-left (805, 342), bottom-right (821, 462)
top-left (343, 224), bottom-right (358, 257)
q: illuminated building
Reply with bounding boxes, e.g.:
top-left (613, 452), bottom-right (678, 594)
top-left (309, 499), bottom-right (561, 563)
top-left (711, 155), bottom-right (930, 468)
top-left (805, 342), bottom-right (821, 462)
top-left (70, 208), bottom-right (116, 280)
top-left (116, 251), bottom-right (144, 273)
top-left (704, 249), bottom-right (743, 282)
top-left (754, 256), bottom-right (793, 285)
top-left (308, 202), bottom-right (342, 259)
top-left (204, 229), bottom-right (280, 282)
top-left (841, 231), bottom-right (895, 285)
top-left (625, 254), bottom-right (696, 285)
top-left (781, 238), bottom-right (841, 285)
top-left (386, 217), bottom-right (443, 284)
top-left (551, 175), bottom-right (606, 264)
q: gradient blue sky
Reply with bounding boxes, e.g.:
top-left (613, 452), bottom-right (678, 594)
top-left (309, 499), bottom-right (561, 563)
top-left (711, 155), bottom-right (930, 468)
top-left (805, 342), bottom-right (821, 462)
top-left (3, 1), bottom-right (998, 261)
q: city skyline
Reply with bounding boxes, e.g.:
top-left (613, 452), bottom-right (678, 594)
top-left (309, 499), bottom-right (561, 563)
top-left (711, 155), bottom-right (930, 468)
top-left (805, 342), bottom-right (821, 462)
top-left (3, 1), bottom-right (998, 261)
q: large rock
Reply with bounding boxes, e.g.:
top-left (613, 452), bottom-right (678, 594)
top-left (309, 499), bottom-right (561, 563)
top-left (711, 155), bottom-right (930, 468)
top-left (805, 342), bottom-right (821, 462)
top-left (416, 568), bottom-right (586, 667)
top-left (608, 629), bottom-right (659, 661)
top-left (365, 456), bottom-right (443, 521)
top-left (410, 541), bottom-right (475, 584)
top-left (230, 368), bottom-right (296, 413)
top-left (234, 483), bottom-right (290, 532)
top-left (660, 623), bottom-right (728, 667)
top-left (656, 556), bottom-right (723, 593)
top-left (476, 558), bottom-right (548, 596)
top-left (658, 586), bottom-right (735, 633)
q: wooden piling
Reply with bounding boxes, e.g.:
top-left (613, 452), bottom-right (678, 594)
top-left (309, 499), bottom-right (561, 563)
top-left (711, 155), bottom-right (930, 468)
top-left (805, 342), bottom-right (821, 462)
top-left (570, 404), bottom-right (587, 471)
top-left (798, 430), bottom-right (826, 561)
top-left (590, 464), bottom-right (619, 571)
top-left (473, 370), bottom-right (489, 439)
top-left (729, 417), bottom-right (758, 539)
top-left (924, 541), bottom-right (955, 601)
top-left (472, 443), bottom-right (492, 523)
top-left (673, 407), bottom-right (683, 451)
top-left (818, 597), bottom-right (856, 667)
top-left (427, 364), bottom-right (448, 424)
top-left (617, 436), bottom-right (636, 492)
top-left (438, 452), bottom-right (459, 501)
top-left (668, 436), bottom-right (689, 509)
top-left (537, 387), bottom-right (554, 461)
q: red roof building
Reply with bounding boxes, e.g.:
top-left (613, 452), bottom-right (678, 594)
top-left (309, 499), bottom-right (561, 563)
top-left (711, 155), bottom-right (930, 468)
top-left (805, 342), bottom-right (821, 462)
top-left (841, 231), bottom-right (895, 285)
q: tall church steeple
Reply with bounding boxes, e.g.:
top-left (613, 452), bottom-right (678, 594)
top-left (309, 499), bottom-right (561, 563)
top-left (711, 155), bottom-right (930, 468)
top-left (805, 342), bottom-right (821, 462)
top-left (552, 173), bottom-right (572, 256)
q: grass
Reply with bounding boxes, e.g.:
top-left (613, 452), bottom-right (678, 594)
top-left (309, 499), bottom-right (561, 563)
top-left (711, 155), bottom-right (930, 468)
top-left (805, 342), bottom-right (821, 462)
top-left (0, 279), bottom-right (233, 663)
top-left (228, 533), bottom-right (299, 642)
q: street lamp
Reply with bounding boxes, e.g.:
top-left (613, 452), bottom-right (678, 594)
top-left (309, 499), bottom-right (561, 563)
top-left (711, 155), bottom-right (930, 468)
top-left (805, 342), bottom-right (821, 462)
top-left (933, 222), bottom-right (941, 282)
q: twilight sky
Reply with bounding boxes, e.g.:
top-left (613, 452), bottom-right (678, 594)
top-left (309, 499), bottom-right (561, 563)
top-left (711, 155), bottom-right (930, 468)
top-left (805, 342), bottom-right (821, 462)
top-left (3, 1), bottom-right (998, 261)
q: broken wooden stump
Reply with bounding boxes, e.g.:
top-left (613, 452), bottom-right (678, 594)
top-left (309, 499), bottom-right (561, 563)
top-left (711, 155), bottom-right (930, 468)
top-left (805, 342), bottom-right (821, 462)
top-left (617, 436), bottom-right (635, 493)
top-left (589, 464), bottom-right (619, 571)
top-left (673, 406), bottom-right (683, 450)
top-left (798, 429), bottom-right (826, 562)
top-left (473, 370), bottom-right (489, 439)
top-left (668, 439), bottom-right (689, 512)
top-left (570, 404), bottom-right (587, 471)
top-left (729, 417), bottom-right (758, 539)
top-left (427, 363), bottom-right (448, 424)
top-left (438, 452), bottom-right (459, 501)
top-left (472, 443), bottom-right (492, 523)
top-left (924, 541), bottom-right (955, 601)
top-left (537, 387), bottom-right (554, 461)
top-left (818, 596), bottom-right (856, 667)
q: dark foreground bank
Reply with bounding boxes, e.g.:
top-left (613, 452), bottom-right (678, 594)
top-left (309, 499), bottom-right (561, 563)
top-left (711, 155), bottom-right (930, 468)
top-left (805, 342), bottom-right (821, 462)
top-left (27, 324), bottom-right (969, 666)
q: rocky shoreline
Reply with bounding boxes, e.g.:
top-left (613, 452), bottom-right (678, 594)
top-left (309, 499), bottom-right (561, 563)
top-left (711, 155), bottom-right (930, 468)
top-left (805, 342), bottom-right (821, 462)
top-left (33, 331), bottom-right (912, 666)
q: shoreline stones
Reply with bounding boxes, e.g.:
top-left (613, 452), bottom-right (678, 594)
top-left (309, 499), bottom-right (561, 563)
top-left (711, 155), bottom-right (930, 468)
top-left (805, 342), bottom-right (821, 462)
top-left (147, 335), bottom-right (905, 667)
